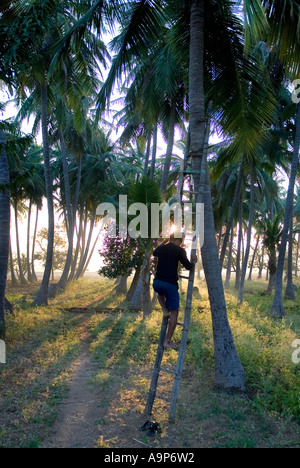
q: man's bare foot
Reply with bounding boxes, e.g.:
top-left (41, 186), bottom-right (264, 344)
top-left (163, 341), bottom-right (178, 350)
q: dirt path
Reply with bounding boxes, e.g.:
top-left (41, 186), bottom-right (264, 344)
top-left (42, 317), bottom-right (103, 448)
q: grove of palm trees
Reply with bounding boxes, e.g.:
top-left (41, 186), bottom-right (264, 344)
top-left (0, 0), bottom-right (299, 450)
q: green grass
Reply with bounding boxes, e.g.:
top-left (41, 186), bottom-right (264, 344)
top-left (0, 278), bottom-right (114, 448)
top-left (0, 276), bottom-right (299, 448)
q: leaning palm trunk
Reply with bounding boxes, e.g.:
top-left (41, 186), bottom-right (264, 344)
top-left (56, 135), bottom-right (74, 293)
top-left (75, 205), bottom-right (97, 280)
top-left (238, 162), bottom-right (255, 305)
top-left (0, 129), bottom-right (10, 338)
top-left (31, 205), bottom-right (39, 282)
top-left (190, 0), bottom-right (245, 390)
top-left (26, 199), bottom-right (33, 283)
top-left (34, 83), bottom-right (55, 306)
top-left (271, 103), bottom-right (300, 318)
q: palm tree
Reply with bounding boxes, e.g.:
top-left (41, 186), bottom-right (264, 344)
top-left (252, 0), bottom-right (300, 318)
top-left (0, 128), bottom-right (10, 339)
top-left (259, 213), bottom-right (283, 295)
top-left (188, 0), bottom-right (247, 390)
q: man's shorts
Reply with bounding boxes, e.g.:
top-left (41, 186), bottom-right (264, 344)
top-left (153, 279), bottom-right (180, 310)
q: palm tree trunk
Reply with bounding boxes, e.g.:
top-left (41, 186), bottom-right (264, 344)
top-left (160, 99), bottom-right (176, 193)
top-left (189, 0), bottom-right (245, 390)
top-left (27, 199), bottom-right (33, 283)
top-left (143, 132), bottom-right (152, 178)
top-left (238, 161), bottom-right (255, 305)
top-left (295, 232), bottom-right (300, 277)
top-left (9, 241), bottom-right (18, 287)
top-left (13, 200), bottom-right (27, 285)
top-left (235, 196), bottom-right (243, 290)
top-left (56, 135), bottom-right (74, 292)
top-left (258, 243), bottom-right (264, 279)
top-left (225, 226), bottom-right (234, 290)
top-left (266, 245), bottom-right (276, 295)
top-left (31, 205), bottom-right (39, 282)
top-left (220, 163), bottom-right (243, 268)
top-left (126, 264), bottom-right (142, 302)
top-left (142, 251), bottom-right (152, 319)
top-left (69, 203), bottom-right (84, 281)
top-left (248, 236), bottom-right (260, 281)
top-left (75, 205), bottom-right (97, 280)
top-left (0, 129), bottom-right (10, 338)
top-left (271, 103), bottom-right (300, 318)
top-left (150, 124), bottom-right (158, 181)
top-left (285, 205), bottom-right (295, 300)
top-left (34, 83), bottom-right (55, 306)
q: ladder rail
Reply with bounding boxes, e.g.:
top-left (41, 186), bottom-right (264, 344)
top-left (144, 106), bottom-right (212, 422)
top-left (169, 267), bottom-right (195, 422)
top-left (144, 316), bottom-right (169, 419)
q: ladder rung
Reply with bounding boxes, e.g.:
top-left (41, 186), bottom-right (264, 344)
top-left (160, 367), bottom-right (176, 375)
top-left (182, 190), bottom-right (201, 194)
top-left (156, 395), bottom-right (170, 403)
top-left (177, 322), bottom-right (189, 332)
top-left (179, 275), bottom-right (190, 280)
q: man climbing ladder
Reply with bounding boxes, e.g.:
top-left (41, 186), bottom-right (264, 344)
top-left (153, 233), bottom-right (198, 349)
top-left (144, 232), bottom-right (198, 423)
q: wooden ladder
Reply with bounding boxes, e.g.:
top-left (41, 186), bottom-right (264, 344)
top-left (144, 105), bottom-right (212, 423)
top-left (144, 265), bottom-right (196, 423)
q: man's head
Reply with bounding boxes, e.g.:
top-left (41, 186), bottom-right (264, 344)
top-left (170, 231), bottom-right (185, 246)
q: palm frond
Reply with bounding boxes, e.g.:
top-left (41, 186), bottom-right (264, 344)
top-left (262, 0), bottom-right (300, 78)
top-left (95, 0), bottom-right (166, 117)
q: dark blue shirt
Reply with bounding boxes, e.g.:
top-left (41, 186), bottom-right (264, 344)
top-left (153, 243), bottom-right (193, 285)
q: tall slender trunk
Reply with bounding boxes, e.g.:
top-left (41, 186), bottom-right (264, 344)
top-left (258, 243), bottom-right (264, 279)
top-left (68, 156), bottom-right (82, 282)
top-left (238, 162), bottom-right (255, 305)
top-left (271, 103), bottom-right (300, 318)
top-left (69, 203), bottom-right (84, 281)
top-left (34, 83), bottom-right (54, 306)
top-left (143, 132), bottom-right (152, 178)
top-left (27, 199), bottom-right (33, 282)
top-left (75, 205), bottom-right (97, 280)
top-left (150, 124), bottom-right (158, 181)
top-left (126, 264), bottom-right (142, 302)
top-left (266, 244), bottom-right (276, 294)
top-left (56, 135), bottom-right (74, 293)
top-left (9, 241), bottom-right (18, 287)
top-left (285, 205), bottom-right (295, 300)
top-left (295, 232), bottom-right (300, 277)
top-left (220, 163), bottom-right (243, 268)
top-left (189, 0), bottom-right (245, 390)
top-left (0, 129), bottom-right (10, 338)
top-left (13, 200), bottom-right (27, 285)
top-left (31, 205), bottom-right (39, 282)
top-left (160, 99), bottom-right (176, 193)
top-left (235, 195), bottom-right (243, 290)
top-left (142, 251), bottom-right (152, 319)
top-left (248, 235), bottom-right (260, 281)
top-left (225, 226), bottom-right (234, 290)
